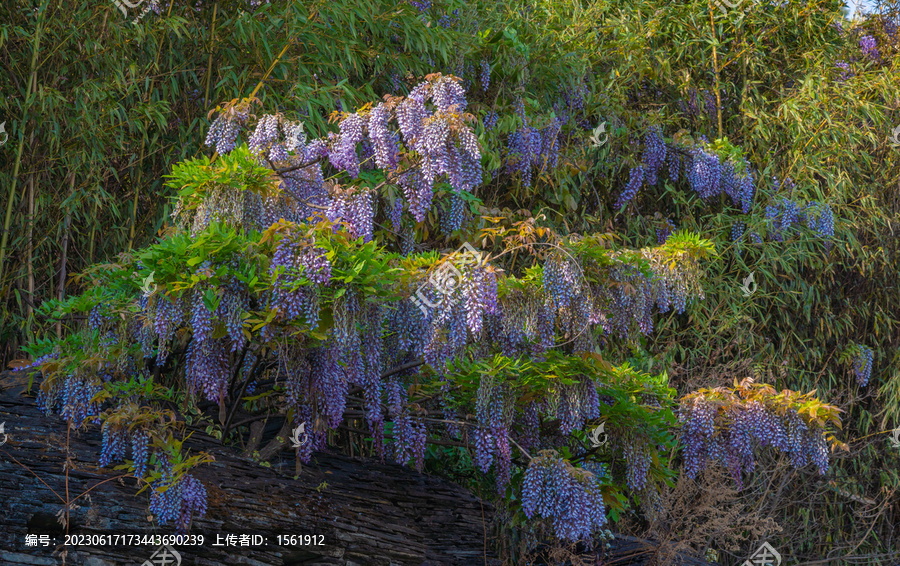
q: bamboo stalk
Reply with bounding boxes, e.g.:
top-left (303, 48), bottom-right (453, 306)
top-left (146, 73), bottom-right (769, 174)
top-left (127, 0), bottom-right (179, 252)
top-left (57, 173), bottom-right (75, 337)
top-left (741, 27), bottom-right (748, 138)
top-left (203, 2), bottom-right (219, 109)
top-left (1, 140), bottom-right (26, 297)
top-left (708, 0), bottom-right (723, 140)
top-left (88, 197), bottom-right (98, 263)
top-left (0, 0), bottom-right (47, 299)
top-left (26, 175), bottom-right (34, 324)
top-left (127, 146), bottom-right (145, 251)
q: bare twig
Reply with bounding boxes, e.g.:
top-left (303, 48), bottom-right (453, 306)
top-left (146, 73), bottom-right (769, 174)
top-left (0, 448), bottom-right (66, 504)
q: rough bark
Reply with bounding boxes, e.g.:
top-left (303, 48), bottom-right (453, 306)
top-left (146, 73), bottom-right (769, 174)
top-left (0, 371), bottom-right (496, 565)
top-left (0, 370), bottom-right (712, 566)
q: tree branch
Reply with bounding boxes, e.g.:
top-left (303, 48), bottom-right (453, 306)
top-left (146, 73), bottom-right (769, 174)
top-left (222, 351), bottom-right (263, 442)
top-left (274, 155), bottom-right (326, 175)
top-left (381, 358), bottom-right (425, 379)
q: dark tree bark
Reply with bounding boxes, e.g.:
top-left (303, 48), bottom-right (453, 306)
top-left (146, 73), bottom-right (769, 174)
top-left (0, 370), bottom-right (713, 566)
top-left (0, 371), bottom-right (497, 566)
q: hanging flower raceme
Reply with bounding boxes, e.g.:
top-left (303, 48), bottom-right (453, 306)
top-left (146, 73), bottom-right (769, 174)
top-left (329, 113), bottom-right (367, 178)
top-left (852, 344), bottom-right (874, 387)
top-left (361, 304), bottom-right (386, 457)
top-left (204, 98), bottom-right (253, 155)
top-left (326, 185), bottom-right (375, 242)
top-left (99, 420), bottom-right (128, 467)
top-left (217, 279), bottom-right (249, 352)
top-left (368, 103), bottom-right (401, 171)
top-left (312, 341), bottom-right (348, 430)
top-left (554, 377), bottom-right (600, 436)
top-left (679, 385), bottom-right (835, 490)
top-left (641, 126), bottom-right (666, 186)
top-left (267, 231), bottom-right (332, 330)
top-left (474, 374), bottom-right (514, 491)
top-left (687, 142), bottom-right (722, 199)
top-left (54, 374), bottom-right (102, 427)
top-left (656, 218), bottom-right (676, 244)
top-left (615, 165), bottom-right (644, 209)
top-left (149, 461), bottom-right (208, 534)
top-left (185, 338), bottom-right (230, 404)
top-left (320, 74), bottom-right (481, 227)
top-left (152, 293), bottom-right (185, 363)
top-left (505, 103), bottom-right (545, 188)
top-left (720, 158), bottom-right (755, 213)
top-left (521, 450), bottom-right (609, 542)
top-left (386, 377), bottom-right (428, 471)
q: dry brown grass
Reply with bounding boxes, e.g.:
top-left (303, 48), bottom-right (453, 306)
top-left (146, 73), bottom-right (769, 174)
top-left (641, 466), bottom-right (781, 565)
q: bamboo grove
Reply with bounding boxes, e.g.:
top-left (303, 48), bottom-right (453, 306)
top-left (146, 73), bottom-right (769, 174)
top-left (1, 0), bottom-right (899, 563)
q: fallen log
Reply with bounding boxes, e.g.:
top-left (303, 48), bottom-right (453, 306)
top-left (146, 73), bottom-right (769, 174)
top-left (0, 370), bottom-right (713, 566)
top-left (0, 370), bottom-right (497, 565)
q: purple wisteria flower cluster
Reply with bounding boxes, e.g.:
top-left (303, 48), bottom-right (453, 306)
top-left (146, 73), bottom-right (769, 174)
top-left (98, 422), bottom-right (152, 484)
top-left (327, 186), bottom-right (375, 242)
top-left (153, 294), bottom-right (185, 363)
top-left (657, 218), bottom-right (676, 244)
top-left (204, 99), bottom-right (252, 155)
top-left (521, 450), bottom-right (608, 542)
top-left (99, 420), bottom-right (128, 467)
top-left (505, 98), bottom-right (566, 188)
top-left (183, 263), bottom-right (232, 403)
top-left (322, 75), bottom-right (482, 224)
top-left (267, 232), bottom-right (332, 330)
top-left (149, 466), bottom-right (208, 534)
top-left (56, 374), bottom-right (102, 427)
top-left (641, 126), bottom-right (666, 186)
top-left (654, 138), bottom-right (757, 212)
top-left (859, 35), bottom-right (880, 60)
top-left (616, 127), bottom-right (756, 213)
top-left (201, 75), bottom-right (481, 237)
top-left (387, 378), bottom-right (428, 471)
top-left (615, 165), bottom-right (645, 210)
top-left (467, 243), bottom-right (706, 365)
top-left (760, 180), bottom-right (835, 245)
top-left (473, 375), bottom-right (514, 490)
top-left (680, 397), bottom-right (830, 489)
top-left (852, 344), bottom-right (874, 387)
top-left (677, 88), bottom-right (719, 123)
